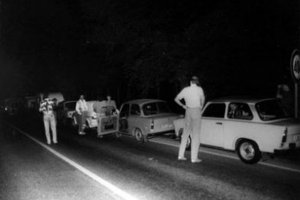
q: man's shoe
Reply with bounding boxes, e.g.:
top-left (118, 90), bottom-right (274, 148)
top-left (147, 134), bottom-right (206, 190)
top-left (178, 157), bottom-right (187, 161)
top-left (191, 159), bottom-right (202, 163)
top-left (79, 131), bottom-right (86, 135)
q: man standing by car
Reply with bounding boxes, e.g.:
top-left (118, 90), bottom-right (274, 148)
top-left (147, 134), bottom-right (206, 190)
top-left (39, 94), bottom-right (57, 145)
top-left (174, 76), bottom-right (205, 163)
top-left (75, 95), bottom-right (88, 135)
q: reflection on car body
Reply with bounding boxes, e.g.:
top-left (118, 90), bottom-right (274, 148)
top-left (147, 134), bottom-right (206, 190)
top-left (173, 97), bottom-right (300, 164)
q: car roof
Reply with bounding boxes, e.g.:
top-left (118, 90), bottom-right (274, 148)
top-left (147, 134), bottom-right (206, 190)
top-left (209, 96), bottom-right (277, 104)
top-left (122, 99), bottom-right (166, 105)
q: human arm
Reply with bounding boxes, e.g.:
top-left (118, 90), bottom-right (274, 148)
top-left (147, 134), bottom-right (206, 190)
top-left (174, 90), bottom-right (187, 110)
top-left (200, 88), bottom-right (205, 110)
top-left (39, 101), bottom-right (45, 112)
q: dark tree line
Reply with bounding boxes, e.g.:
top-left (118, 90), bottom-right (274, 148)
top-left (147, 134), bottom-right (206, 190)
top-left (0, 0), bottom-right (299, 103)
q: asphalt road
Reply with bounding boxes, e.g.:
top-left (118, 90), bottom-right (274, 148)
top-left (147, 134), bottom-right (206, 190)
top-left (1, 113), bottom-right (300, 200)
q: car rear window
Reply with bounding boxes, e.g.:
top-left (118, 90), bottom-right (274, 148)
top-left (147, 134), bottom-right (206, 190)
top-left (255, 99), bottom-right (290, 121)
top-left (142, 102), bottom-right (171, 115)
top-left (202, 103), bottom-right (225, 118)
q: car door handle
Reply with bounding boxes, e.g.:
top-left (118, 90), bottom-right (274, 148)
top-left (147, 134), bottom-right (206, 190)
top-left (216, 122), bottom-right (223, 125)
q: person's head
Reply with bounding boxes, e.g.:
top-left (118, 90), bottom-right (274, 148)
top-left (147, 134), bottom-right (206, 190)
top-left (106, 94), bottom-right (111, 101)
top-left (190, 76), bottom-right (200, 86)
top-left (79, 95), bottom-right (85, 100)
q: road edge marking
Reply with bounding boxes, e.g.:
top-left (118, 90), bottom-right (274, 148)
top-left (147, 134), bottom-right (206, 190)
top-left (6, 123), bottom-right (138, 200)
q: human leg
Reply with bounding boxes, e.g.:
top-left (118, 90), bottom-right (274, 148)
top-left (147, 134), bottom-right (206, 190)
top-left (50, 114), bottom-right (57, 143)
top-left (43, 115), bottom-right (51, 144)
top-left (178, 109), bottom-right (192, 159)
top-left (190, 109), bottom-right (202, 162)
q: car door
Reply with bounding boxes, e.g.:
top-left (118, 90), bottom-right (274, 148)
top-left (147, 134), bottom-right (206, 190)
top-left (201, 103), bottom-right (226, 148)
top-left (119, 103), bottom-right (130, 133)
top-left (127, 103), bottom-right (143, 132)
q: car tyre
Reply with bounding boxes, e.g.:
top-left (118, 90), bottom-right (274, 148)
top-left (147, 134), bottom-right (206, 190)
top-left (134, 128), bottom-right (145, 143)
top-left (237, 140), bottom-right (261, 164)
top-left (115, 131), bottom-right (121, 138)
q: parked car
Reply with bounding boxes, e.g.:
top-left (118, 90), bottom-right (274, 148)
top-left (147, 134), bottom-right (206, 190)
top-left (119, 99), bottom-right (180, 142)
top-left (173, 97), bottom-right (300, 164)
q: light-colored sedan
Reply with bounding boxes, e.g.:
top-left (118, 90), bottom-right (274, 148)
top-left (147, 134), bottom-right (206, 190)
top-left (173, 97), bottom-right (300, 164)
top-left (119, 99), bottom-right (180, 142)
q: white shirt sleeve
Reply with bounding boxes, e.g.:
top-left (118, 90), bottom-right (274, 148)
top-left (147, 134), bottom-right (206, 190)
top-left (176, 88), bottom-right (186, 100)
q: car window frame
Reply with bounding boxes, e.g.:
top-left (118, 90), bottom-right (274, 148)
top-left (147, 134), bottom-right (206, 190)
top-left (202, 103), bottom-right (226, 118)
top-left (120, 103), bottom-right (130, 118)
top-left (130, 104), bottom-right (141, 116)
top-left (227, 102), bottom-right (254, 120)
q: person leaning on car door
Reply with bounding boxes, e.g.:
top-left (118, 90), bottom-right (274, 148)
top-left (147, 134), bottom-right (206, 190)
top-left (39, 94), bottom-right (57, 145)
top-left (75, 94), bottom-right (88, 135)
top-left (174, 76), bottom-right (205, 163)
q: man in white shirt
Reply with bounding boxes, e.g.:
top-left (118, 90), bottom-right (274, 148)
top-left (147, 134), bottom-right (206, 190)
top-left (76, 95), bottom-right (88, 135)
top-left (39, 95), bottom-right (57, 144)
top-left (174, 76), bottom-right (205, 163)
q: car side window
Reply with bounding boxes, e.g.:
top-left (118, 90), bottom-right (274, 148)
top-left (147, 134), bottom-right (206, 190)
top-left (130, 104), bottom-right (141, 116)
top-left (120, 104), bottom-right (129, 118)
top-left (227, 103), bottom-right (253, 120)
top-left (202, 103), bottom-right (225, 118)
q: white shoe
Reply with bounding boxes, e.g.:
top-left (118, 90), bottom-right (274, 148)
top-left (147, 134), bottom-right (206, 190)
top-left (178, 157), bottom-right (187, 161)
top-left (191, 159), bottom-right (202, 163)
top-left (79, 131), bottom-right (86, 135)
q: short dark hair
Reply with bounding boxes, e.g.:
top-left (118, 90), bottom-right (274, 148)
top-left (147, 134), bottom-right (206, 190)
top-left (190, 76), bottom-right (199, 85)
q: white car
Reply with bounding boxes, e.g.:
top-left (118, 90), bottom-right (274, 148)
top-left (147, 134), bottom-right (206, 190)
top-left (119, 99), bottom-right (180, 142)
top-left (173, 97), bottom-right (300, 164)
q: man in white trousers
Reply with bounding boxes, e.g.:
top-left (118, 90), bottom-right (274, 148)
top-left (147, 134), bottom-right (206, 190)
top-left (39, 95), bottom-right (57, 145)
top-left (174, 76), bottom-right (205, 163)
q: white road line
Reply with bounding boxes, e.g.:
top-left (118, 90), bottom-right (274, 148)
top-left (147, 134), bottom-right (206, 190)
top-left (151, 139), bottom-right (300, 174)
top-left (7, 124), bottom-right (138, 200)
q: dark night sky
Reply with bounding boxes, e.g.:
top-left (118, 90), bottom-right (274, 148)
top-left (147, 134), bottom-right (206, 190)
top-left (0, 0), bottom-right (299, 101)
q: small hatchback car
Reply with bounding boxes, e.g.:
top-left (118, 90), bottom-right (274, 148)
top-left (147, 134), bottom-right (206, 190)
top-left (119, 99), bottom-right (180, 142)
top-left (173, 97), bottom-right (300, 164)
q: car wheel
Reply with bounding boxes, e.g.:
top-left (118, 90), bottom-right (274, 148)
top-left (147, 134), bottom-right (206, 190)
top-left (237, 140), bottom-right (261, 164)
top-left (134, 128), bottom-right (145, 143)
top-left (115, 131), bottom-right (121, 138)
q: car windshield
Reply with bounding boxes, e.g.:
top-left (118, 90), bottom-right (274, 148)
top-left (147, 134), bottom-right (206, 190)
top-left (142, 102), bottom-right (171, 115)
top-left (255, 99), bottom-right (290, 121)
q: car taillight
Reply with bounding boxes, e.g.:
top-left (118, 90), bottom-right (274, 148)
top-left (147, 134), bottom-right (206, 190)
top-left (281, 127), bottom-right (288, 146)
top-left (150, 119), bottom-right (154, 130)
